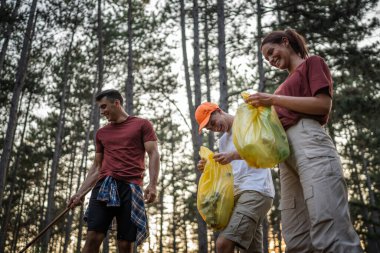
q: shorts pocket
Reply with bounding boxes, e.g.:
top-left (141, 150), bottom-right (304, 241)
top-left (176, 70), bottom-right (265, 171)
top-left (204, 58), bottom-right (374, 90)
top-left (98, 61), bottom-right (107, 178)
top-left (232, 211), bottom-right (257, 248)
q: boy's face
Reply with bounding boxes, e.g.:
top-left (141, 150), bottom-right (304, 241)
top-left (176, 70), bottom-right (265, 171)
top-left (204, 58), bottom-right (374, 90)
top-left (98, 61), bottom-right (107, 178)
top-left (204, 111), bottom-right (229, 133)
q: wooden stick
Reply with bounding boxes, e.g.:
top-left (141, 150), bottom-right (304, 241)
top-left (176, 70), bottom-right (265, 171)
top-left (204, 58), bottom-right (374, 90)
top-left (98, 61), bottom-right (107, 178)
top-left (19, 188), bottom-right (91, 253)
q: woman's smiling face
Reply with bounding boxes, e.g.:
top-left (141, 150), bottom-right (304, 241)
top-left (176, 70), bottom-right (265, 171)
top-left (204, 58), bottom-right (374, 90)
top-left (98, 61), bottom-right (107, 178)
top-left (261, 41), bottom-right (291, 70)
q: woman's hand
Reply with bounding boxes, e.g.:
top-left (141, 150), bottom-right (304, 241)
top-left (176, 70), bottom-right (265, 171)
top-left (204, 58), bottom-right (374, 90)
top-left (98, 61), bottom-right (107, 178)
top-left (245, 92), bottom-right (275, 107)
top-left (245, 92), bottom-right (331, 115)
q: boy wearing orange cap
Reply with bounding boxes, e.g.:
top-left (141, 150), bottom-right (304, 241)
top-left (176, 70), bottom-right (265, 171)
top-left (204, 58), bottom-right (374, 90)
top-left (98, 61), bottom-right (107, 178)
top-left (196, 102), bottom-right (274, 253)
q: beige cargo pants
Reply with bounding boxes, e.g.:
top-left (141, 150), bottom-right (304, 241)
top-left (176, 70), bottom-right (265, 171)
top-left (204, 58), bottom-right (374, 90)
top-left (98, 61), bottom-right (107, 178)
top-left (279, 118), bottom-right (362, 253)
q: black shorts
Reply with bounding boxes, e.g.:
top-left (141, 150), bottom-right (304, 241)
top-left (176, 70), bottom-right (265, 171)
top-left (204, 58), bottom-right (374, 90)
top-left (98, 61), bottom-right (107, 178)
top-left (87, 179), bottom-right (137, 241)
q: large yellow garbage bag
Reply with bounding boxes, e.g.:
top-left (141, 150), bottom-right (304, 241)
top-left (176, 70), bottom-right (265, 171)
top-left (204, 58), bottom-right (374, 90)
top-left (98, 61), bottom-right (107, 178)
top-left (197, 146), bottom-right (234, 230)
top-left (232, 92), bottom-right (290, 168)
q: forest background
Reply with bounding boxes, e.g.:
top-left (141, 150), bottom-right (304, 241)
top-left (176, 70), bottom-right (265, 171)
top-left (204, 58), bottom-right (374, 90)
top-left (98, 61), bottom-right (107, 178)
top-left (0, 0), bottom-right (379, 252)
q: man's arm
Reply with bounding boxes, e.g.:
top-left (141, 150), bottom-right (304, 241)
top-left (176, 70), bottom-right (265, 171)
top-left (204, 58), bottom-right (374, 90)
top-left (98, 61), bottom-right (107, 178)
top-left (67, 152), bottom-right (103, 208)
top-left (144, 141), bottom-right (160, 204)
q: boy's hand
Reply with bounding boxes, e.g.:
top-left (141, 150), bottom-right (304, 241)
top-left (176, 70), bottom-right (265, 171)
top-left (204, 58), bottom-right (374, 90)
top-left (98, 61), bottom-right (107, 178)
top-left (197, 159), bottom-right (206, 172)
top-left (213, 152), bottom-right (235, 165)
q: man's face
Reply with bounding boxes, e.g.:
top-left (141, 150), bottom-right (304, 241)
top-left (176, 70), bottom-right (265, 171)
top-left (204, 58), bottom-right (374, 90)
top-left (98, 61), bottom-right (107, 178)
top-left (97, 97), bottom-right (119, 122)
top-left (204, 111), bottom-right (229, 133)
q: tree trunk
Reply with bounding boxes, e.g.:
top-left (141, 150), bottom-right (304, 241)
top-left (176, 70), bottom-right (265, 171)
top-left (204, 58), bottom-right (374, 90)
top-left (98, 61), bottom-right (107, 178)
top-left (179, 0), bottom-right (207, 251)
top-left (193, 0), bottom-right (201, 108)
top-left (275, 0), bottom-right (283, 24)
top-left (63, 139), bottom-right (79, 253)
top-left (351, 154), bottom-right (373, 251)
top-left (125, 0), bottom-right (134, 115)
top-left (170, 124), bottom-right (177, 253)
top-left (37, 160), bottom-right (50, 250)
top-left (41, 29), bottom-right (75, 253)
top-left (159, 187), bottom-right (164, 253)
top-left (216, 0), bottom-right (228, 112)
top-left (75, 89), bottom-right (96, 253)
top-left (344, 126), bottom-right (375, 253)
top-left (256, 0), bottom-right (265, 92)
top-left (192, 0), bottom-right (203, 190)
top-left (75, 205), bottom-right (85, 253)
top-left (183, 209), bottom-right (188, 253)
top-left (171, 190), bottom-right (177, 253)
top-left (203, 0), bottom-right (215, 151)
top-left (93, 0), bottom-right (104, 138)
top-left (11, 187), bottom-right (25, 252)
top-left (0, 0), bottom-right (37, 209)
top-left (180, 0), bottom-right (194, 118)
top-left (0, 0), bottom-right (21, 78)
top-left (0, 89), bottom-right (34, 252)
top-left (362, 158), bottom-right (380, 252)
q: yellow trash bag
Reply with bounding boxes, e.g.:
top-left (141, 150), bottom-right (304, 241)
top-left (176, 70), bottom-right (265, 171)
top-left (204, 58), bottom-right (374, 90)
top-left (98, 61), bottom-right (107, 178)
top-left (232, 92), bottom-right (290, 168)
top-left (197, 146), bottom-right (234, 230)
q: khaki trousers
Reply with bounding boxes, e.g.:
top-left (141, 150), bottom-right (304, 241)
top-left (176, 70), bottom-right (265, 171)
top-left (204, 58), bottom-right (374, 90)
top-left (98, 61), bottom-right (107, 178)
top-left (279, 119), bottom-right (362, 253)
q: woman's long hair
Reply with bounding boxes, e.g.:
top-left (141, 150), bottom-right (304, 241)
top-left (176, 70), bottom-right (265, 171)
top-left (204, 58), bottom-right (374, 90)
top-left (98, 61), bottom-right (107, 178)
top-left (261, 29), bottom-right (309, 59)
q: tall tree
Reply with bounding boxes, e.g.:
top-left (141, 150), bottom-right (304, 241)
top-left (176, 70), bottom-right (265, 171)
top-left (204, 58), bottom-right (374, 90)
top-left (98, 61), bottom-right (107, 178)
top-left (202, 1), bottom-right (215, 151)
top-left (92, 0), bottom-right (104, 139)
top-left (256, 0), bottom-right (265, 92)
top-left (217, 0), bottom-right (228, 112)
top-left (0, 88), bottom-right (34, 252)
top-left (125, 0), bottom-right (134, 115)
top-left (179, 0), bottom-right (207, 251)
top-left (0, 0), bottom-right (21, 77)
top-left (41, 24), bottom-right (76, 253)
top-left (0, 0), bottom-right (38, 209)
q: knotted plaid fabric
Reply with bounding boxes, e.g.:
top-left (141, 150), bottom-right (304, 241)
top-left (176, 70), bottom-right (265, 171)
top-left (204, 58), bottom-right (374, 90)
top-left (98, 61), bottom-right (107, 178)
top-left (96, 176), bottom-right (120, 206)
top-left (96, 176), bottom-right (148, 246)
top-left (130, 184), bottom-right (149, 246)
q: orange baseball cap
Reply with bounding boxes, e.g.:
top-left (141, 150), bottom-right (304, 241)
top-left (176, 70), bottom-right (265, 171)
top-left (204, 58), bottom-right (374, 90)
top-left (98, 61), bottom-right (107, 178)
top-left (195, 102), bottom-right (219, 133)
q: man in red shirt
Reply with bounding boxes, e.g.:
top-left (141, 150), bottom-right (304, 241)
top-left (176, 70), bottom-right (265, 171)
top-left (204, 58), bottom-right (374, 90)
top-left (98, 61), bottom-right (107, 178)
top-left (68, 89), bottom-right (160, 253)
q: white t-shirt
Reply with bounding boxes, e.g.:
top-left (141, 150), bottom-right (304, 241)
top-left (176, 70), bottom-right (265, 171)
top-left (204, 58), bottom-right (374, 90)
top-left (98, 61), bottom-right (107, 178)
top-left (219, 131), bottom-right (275, 198)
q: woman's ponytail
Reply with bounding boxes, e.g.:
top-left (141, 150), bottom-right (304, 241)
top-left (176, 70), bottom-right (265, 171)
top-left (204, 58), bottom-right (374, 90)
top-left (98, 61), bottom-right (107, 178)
top-left (284, 29), bottom-right (308, 59)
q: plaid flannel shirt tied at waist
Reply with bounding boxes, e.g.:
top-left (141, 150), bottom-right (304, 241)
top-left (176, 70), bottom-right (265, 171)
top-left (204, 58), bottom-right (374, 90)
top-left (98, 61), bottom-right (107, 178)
top-left (97, 176), bottom-right (148, 246)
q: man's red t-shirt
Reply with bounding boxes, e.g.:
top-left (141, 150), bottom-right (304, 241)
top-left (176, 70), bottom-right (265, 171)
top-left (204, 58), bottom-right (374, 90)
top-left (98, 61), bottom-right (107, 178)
top-left (274, 55), bottom-right (333, 130)
top-left (95, 116), bottom-right (158, 186)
